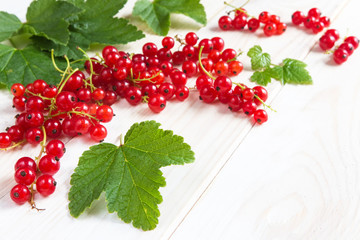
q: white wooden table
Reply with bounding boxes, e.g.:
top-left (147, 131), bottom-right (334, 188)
top-left (1, 0), bottom-right (360, 239)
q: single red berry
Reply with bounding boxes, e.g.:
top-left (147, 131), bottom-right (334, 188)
top-left (324, 29), bottom-right (340, 41)
top-left (175, 86), bottom-right (189, 101)
top-left (304, 16), bottom-right (316, 29)
top-left (125, 86), bottom-right (142, 105)
top-left (311, 21), bottom-right (324, 34)
top-left (196, 75), bottom-right (213, 90)
top-left (44, 119), bottom-right (62, 138)
top-left (319, 34), bottom-right (336, 50)
top-left (218, 89), bottom-right (233, 104)
top-left (172, 51), bottom-right (186, 65)
top-left (292, 11), bottom-right (305, 25)
top-left (141, 83), bottom-right (158, 97)
top-left (242, 101), bottom-right (258, 116)
top-left (73, 116), bottom-right (92, 135)
top-left (258, 11), bottom-right (269, 23)
top-left (218, 16), bottom-right (233, 30)
top-left (159, 61), bottom-right (173, 76)
top-left (32, 79), bottom-right (48, 94)
top-left (254, 109), bottom-right (268, 124)
top-left (142, 42), bottom-right (158, 57)
top-left (214, 61), bottom-right (229, 76)
top-left (228, 61), bottom-right (243, 76)
top-left (170, 71), bottom-right (187, 87)
top-left (319, 16), bottom-right (330, 27)
top-left (36, 174), bottom-right (56, 196)
top-left (92, 88), bottom-right (106, 101)
top-left (247, 18), bottom-right (260, 32)
top-left (13, 95), bottom-right (27, 111)
top-left (338, 42), bottom-right (355, 56)
top-left (157, 48), bottom-right (172, 62)
top-left (211, 37), bottom-right (225, 51)
top-left (61, 117), bottom-right (77, 137)
top-left (25, 127), bottom-right (43, 145)
top-left (7, 125), bottom-right (24, 142)
top-left (56, 91), bottom-right (76, 112)
top-left (232, 15), bottom-right (247, 30)
top-left (221, 48), bottom-right (237, 62)
top-left (263, 22), bottom-right (277, 36)
top-left (199, 85), bottom-right (217, 103)
top-left (276, 22), bottom-right (287, 35)
top-left (38, 155), bottom-right (60, 175)
top-left (24, 110), bottom-right (44, 128)
top-left (11, 83), bottom-right (25, 97)
top-left (96, 105), bottom-right (113, 123)
top-left (253, 86), bottom-right (268, 106)
top-left (208, 49), bottom-right (222, 63)
top-left (198, 39), bottom-right (214, 54)
top-left (102, 45), bottom-right (118, 59)
top-left (43, 85), bottom-right (58, 99)
top-left (344, 36), bottom-right (359, 49)
top-left (182, 60), bottom-right (197, 77)
top-left (308, 8), bottom-right (321, 19)
top-left (26, 96), bottom-right (45, 112)
top-left (185, 32), bottom-right (199, 46)
top-left (10, 184), bottom-right (31, 204)
top-left (89, 123), bottom-right (107, 142)
top-left (76, 88), bottom-right (92, 102)
top-left (64, 71), bottom-right (84, 92)
top-left (103, 90), bottom-right (117, 106)
top-left (269, 15), bottom-right (280, 24)
top-left (148, 94), bottom-right (166, 113)
top-left (15, 157), bottom-right (37, 173)
top-left (228, 95), bottom-right (243, 112)
top-left (46, 139), bottom-right (65, 159)
top-left (14, 168), bottom-right (36, 185)
top-left (158, 82), bottom-right (175, 100)
top-left (333, 48), bottom-right (349, 64)
top-left (242, 88), bottom-right (255, 101)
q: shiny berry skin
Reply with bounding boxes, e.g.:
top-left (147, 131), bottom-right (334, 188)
top-left (76, 88), bottom-right (91, 102)
top-left (196, 75), bottom-right (213, 90)
top-left (64, 71), bottom-right (84, 92)
top-left (61, 117), bottom-right (77, 137)
top-left (84, 57), bottom-right (103, 74)
top-left (46, 139), bottom-right (65, 159)
top-left (175, 86), bottom-right (189, 101)
top-left (32, 79), bottom-right (48, 94)
top-left (7, 125), bottom-right (24, 142)
top-left (232, 15), bottom-right (247, 30)
top-left (242, 88), bottom-right (255, 101)
top-left (269, 15), bottom-right (280, 24)
top-left (199, 58), bottom-right (214, 74)
top-left (218, 16), bottom-right (233, 30)
top-left (103, 90), bottom-right (117, 106)
top-left (38, 155), bottom-right (60, 175)
top-left (319, 34), bottom-right (336, 50)
top-left (36, 174), bottom-right (56, 196)
top-left (218, 89), bottom-right (233, 104)
top-left (14, 168), bottom-right (36, 185)
top-left (182, 60), bottom-right (197, 77)
top-left (221, 49), bottom-right (237, 62)
top-left (161, 36), bottom-right (175, 49)
top-left (311, 21), bottom-right (324, 34)
top-left (25, 127), bottom-right (44, 145)
top-left (247, 18), bottom-right (260, 32)
top-left (333, 48), bottom-right (349, 64)
top-left (92, 88), bottom-right (106, 101)
top-left (10, 184), bottom-right (31, 204)
top-left (15, 157), bottom-right (37, 172)
top-left (228, 95), bottom-right (242, 112)
top-left (184, 32), bottom-right (198, 45)
top-left (43, 85), bottom-right (58, 98)
top-left (291, 11), bottom-right (305, 25)
top-left (44, 118), bottom-right (62, 138)
top-left (170, 71), bottom-right (187, 87)
top-left (258, 11), bottom-right (269, 23)
top-left (125, 86), bottom-right (142, 105)
top-left (172, 51), bottom-right (186, 65)
top-left (242, 101), bottom-right (258, 116)
top-left (319, 16), bottom-right (330, 27)
top-left (74, 116), bottom-right (91, 135)
top-left (26, 96), bottom-right (45, 112)
top-left (89, 123), bottom-right (107, 142)
top-left (142, 42), bottom-right (158, 57)
top-left (214, 61), bottom-right (229, 76)
top-left (254, 109), bottom-right (268, 124)
top-left (141, 83), bottom-right (158, 97)
top-left (148, 94), bottom-right (166, 113)
top-left (253, 86), bottom-right (268, 105)
top-left (56, 91), bottom-right (76, 111)
top-left (13, 95), bottom-right (27, 111)
top-left (338, 42), bottom-right (355, 56)
top-left (113, 79), bottom-right (131, 98)
top-left (324, 29), bottom-right (340, 41)
top-left (198, 38), bottom-right (214, 54)
top-left (308, 8), bottom-right (321, 19)
top-left (304, 16), bottom-right (316, 29)
top-left (214, 74), bottom-right (232, 93)
top-left (211, 37), bottom-right (225, 51)
top-left (96, 105), bottom-right (113, 123)
top-left (199, 85), bottom-right (217, 103)
top-left (11, 83), bottom-right (25, 97)
top-left (102, 45), bottom-right (118, 59)
top-left (276, 22), bottom-right (287, 35)
top-left (228, 61), bottom-right (243, 76)
top-left (344, 36), bottom-right (359, 49)
top-left (159, 61), bottom-right (173, 76)
top-left (0, 132), bottom-right (12, 148)
top-left (263, 22), bottom-right (277, 36)
top-left (104, 52), bottom-right (120, 67)
top-left (24, 111), bottom-right (44, 128)
top-left (158, 82), bottom-right (175, 100)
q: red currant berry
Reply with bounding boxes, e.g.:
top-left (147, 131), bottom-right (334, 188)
top-left (142, 42), bottom-right (158, 57)
top-left (56, 91), bottom-right (77, 112)
top-left (103, 90), bottom-right (118, 106)
top-left (61, 117), bottom-right (77, 137)
top-left (311, 21), bottom-right (324, 34)
top-left (182, 60), bottom-right (197, 77)
top-left (214, 61), bottom-right (229, 76)
top-left (113, 79), bottom-right (131, 98)
top-left (46, 139), bottom-right (65, 159)
top-left (319, 16), bottom-right (330, 27)
top-left (39, 155), bottom-right (60, 175)
top-left (253, 86), bottom-right (268, 105)
top-left (125, 86), bottom-right (142, 105)
top-left (104, 51), bottom-right (120, 67)
top-left (15, 157), bottom-right (37, 172)
top-left (242, 101), bottom-right (257, 116)
top-left (242, 88), bottom-right (255, 101)
top-left (43, 85), bottom-right (58, 98)
top-left (25, 127), bottom-right (44, 145)
top-left (324, 29), bottom-right (340, 41)
top-left (102, 45), bottom-right (118, 59)
top-left (228, 61), bottom-right (243, 76)
top-left (96, 105), bottom-right (113, 123)
top-left (344, 36), bottom-right (359, 49)
top-left (208, 49), bottom-right (222, 63)
top-left (170, 71), bottom-right (187, 87)
top-left (211, 37), bottom-right (225, 51)
top-left (263, 22), bottom-right (277, 36)
top-left (24, 110), bottom-right (44, 128)
top-left (32, 79), bottom-right (48, 94)
top-left (64, 71), bottom-right (84, 92)
top-left (76, 88), bottom-right (92, 102)
top-left (162, 36), bottom-right (175, 49)
top-left (269, 15), bottom-right (280, 24)
top-left (258, 11), bottom-right (270, 23)
top-left (199, 85), bottom-right (217, 103)
top-left (158, 82), bottom-right (175, 100)
top-left (308, 8), bottom-right (321, 19)
top-left (276, 22), bottom-right (287, 35)
top-left (89, 123), bottom-right (107, 142)
top-left (10, 184), bottom-right (31, 204)
top-left (44, 119), bottom-right (62, 138)
top-left (36, 174), bottom-right (56, 196)
top-left (0, 132), bottom-right (12, 148)
top-left (228, 95), bottom-right (243, 112)
top-left (148, 94), bottom-right (166, 113)
top-left (254, 109), bottom-right (268, 124)
top-left (92, 88), bottom-right (106, 101)
top-left (198, 38), bottom-right (214, 54)
top-left (221, 49), bottom-right (237, 62)
top-left (13, 95), bottom-right (27, 111)
top-left (14, 168), bottom-right (36, 185)
top-left (74, 116), bottom-right (92, 135)
top-left (292, 11), bottom-right (305, 25)
top-left (7, 125), bottom-right (24, 142)
top-left (218, 89), bottom-right (233, 104)
top-left (196, 75), bottom-right (213, 90)
top-left (304, 16), bottom-right (316, 29)
top-left (319, 34), bottom-right (336, 50)
top-left (218, 16), bottom-right (233, 30)
top-left (333, 48), bottom-right (349, 64)
top-left (26, 96), bottom-right (45, 112)
top-left (11, 83), bottom-right (25, 97)
top-left (185, 32), bottom-right (199, 45)
top-left (247, 18), bottom-right (260, 32)
top-left (175, 86), bottom-right (189, 101)
top-left (232, 15), bottom-right (247, 30)
top-left (172, 51), bottom-right (186, 65)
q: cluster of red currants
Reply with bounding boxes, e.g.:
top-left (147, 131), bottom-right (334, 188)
top-left (92, 32), bottom-right (269, 123)
top-left (291, 8), bottom-right (330, 34)
top-left (10, 139), bottom-right (65, 205)
top-left (218, 3), bottom-right (287, 36)
top-left (319, 29), bottom-right (359, 64)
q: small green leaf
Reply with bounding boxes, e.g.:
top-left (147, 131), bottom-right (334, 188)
top-left (247, 45), bottom-right (271, 70)
top-left (69, 121), bottom-right (195, 231)
top-left (281, 58), bottom-right (312, 85)
top-left (0, 44), bottom-right (69, 88)
top-left (268, 65), bottom-right (283, 81)
top-left (0, 11), bottom-right (22, 42)
top-left (25, 0), bottom-right (83, 45)
top-left (250, 70), bottom-right (272, 86)
top-left (133, 0), bottom-right (207, 36)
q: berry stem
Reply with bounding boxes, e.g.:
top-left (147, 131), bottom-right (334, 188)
top-left (224, 1), bottom-right (256, 18)
top-left (198, 46), bottom-right (216, 80)
top-left (0, 139), bottom-right (26, 151)
top-left (51, 49), bottom-right (65, 74)
top-left (57, 68), bottom-right (80, 94)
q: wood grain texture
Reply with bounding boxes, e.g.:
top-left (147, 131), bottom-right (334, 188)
top-left (0, 0), bottom-right (359, 239)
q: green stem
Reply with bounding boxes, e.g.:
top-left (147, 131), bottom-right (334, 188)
top-left (51, 49), bottom-right (65, 74)
top-left (57, 68), bottom-right (79, 94)
top-left (198, 46), bottom-right (215, 80)
top-left (224, 1), bottom-right (256, 18)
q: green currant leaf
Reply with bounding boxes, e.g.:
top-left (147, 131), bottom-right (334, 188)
top-left (281, 58), bottom-right (313, 85)
top-left (0, 11), bottom-right (22, 42)
top-left (0, 44), bottom-right (69, 89)
top-left (133, 0), bottom-right (207, 36)
top-left (68, 121), bottom-right (195, 231)
top-left (250, 70), bottom-right (272, 86)
top-left (24, 0), bottom-right (83, 45)
top-left (247, 45), bottom-right (271, 71)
